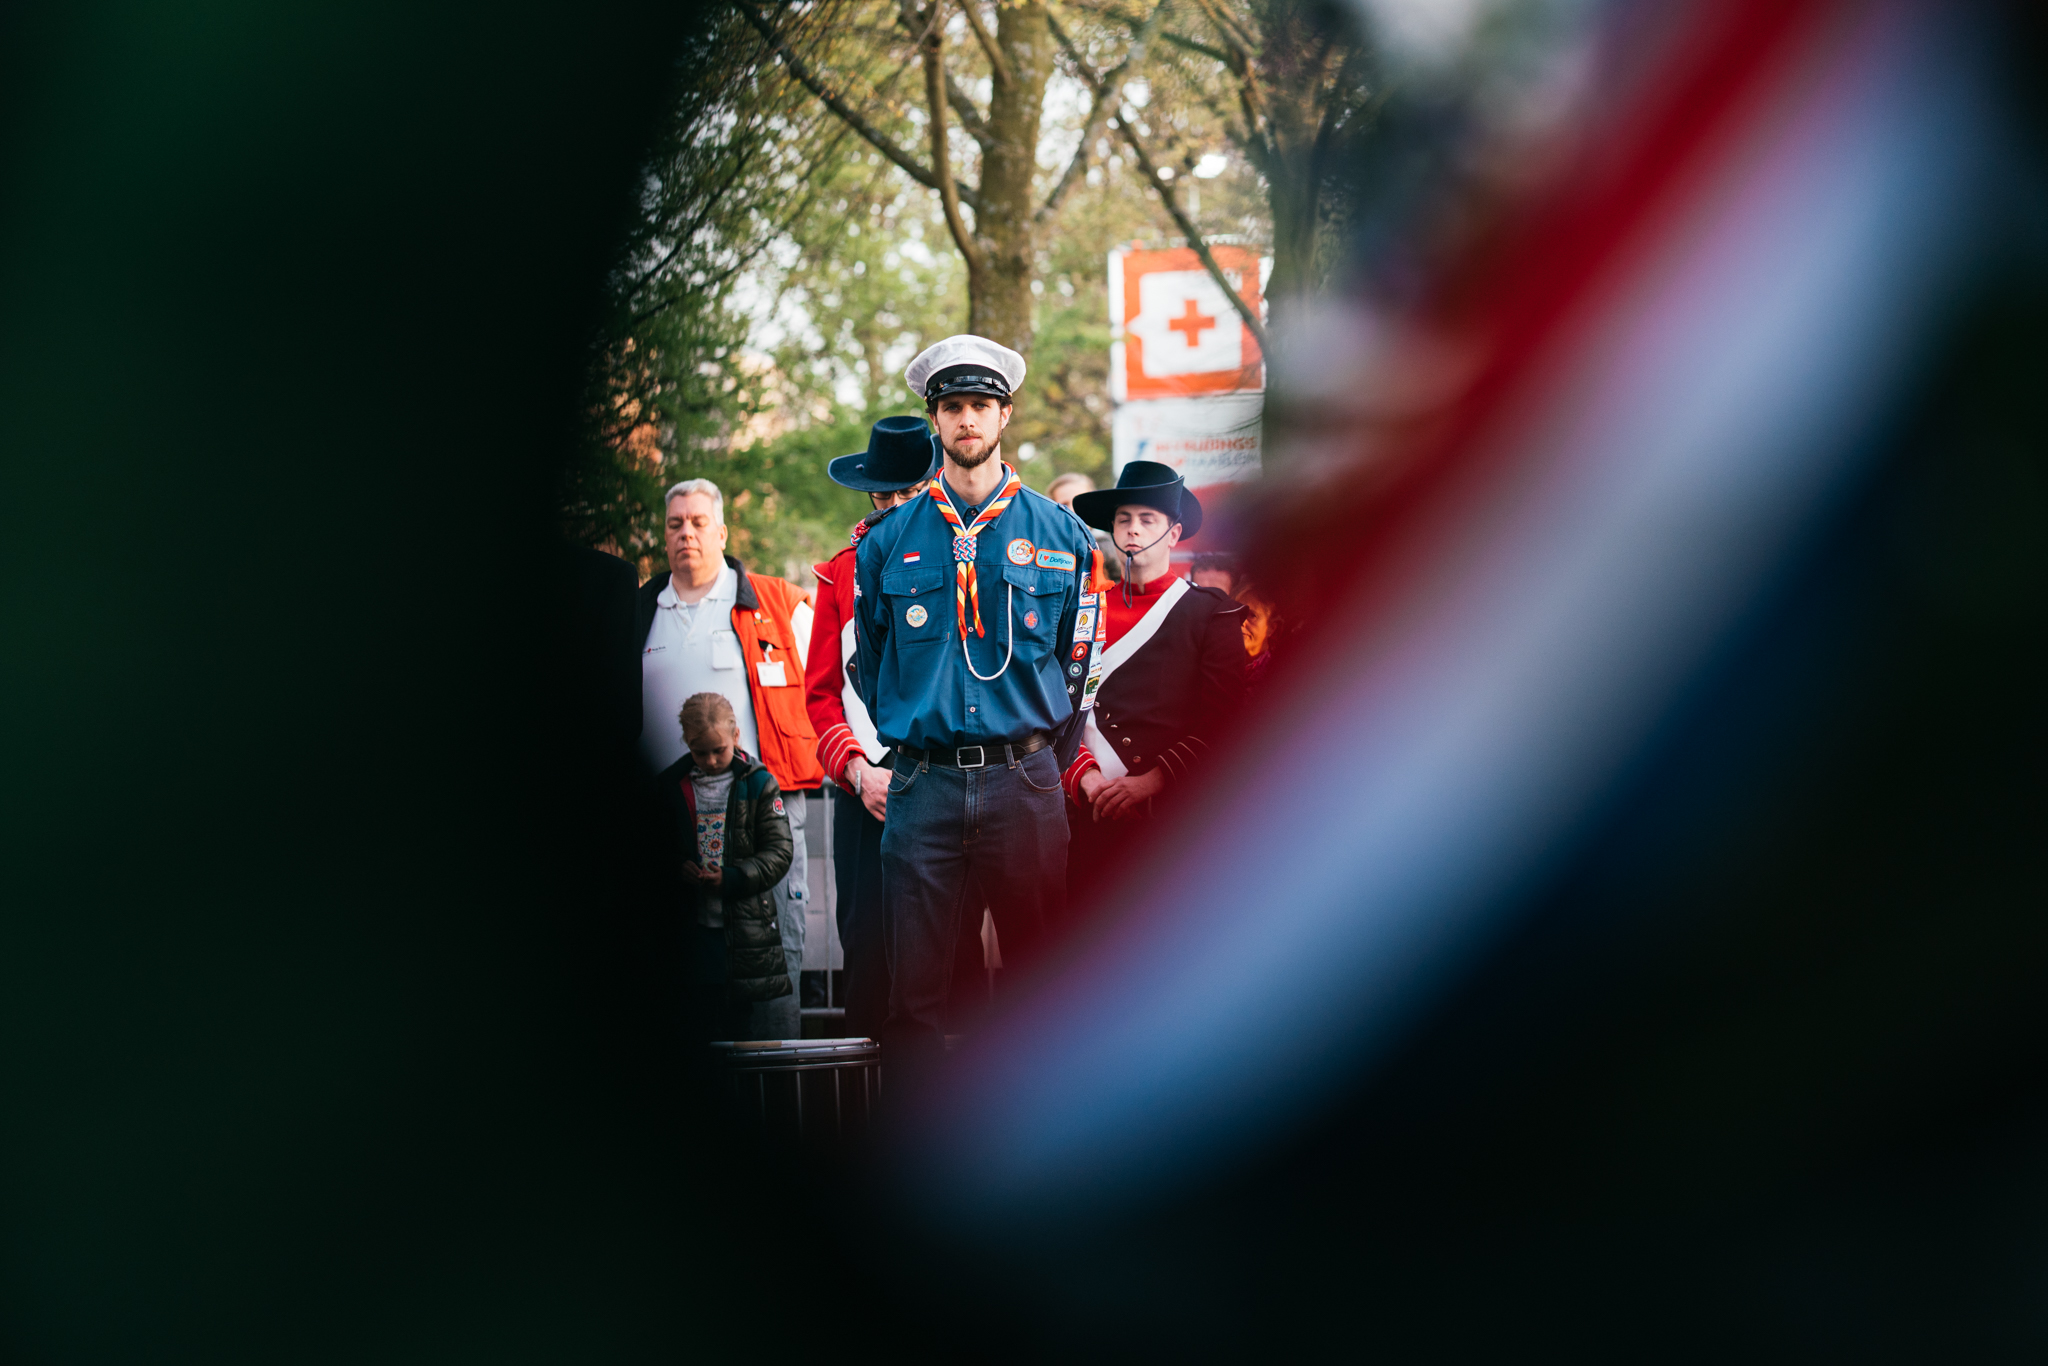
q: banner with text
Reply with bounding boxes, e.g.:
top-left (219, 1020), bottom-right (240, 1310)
top-left (1111, 393), bottom-right (1264, 491)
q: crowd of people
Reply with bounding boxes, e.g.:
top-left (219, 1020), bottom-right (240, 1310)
top-left (638, 335), bottom-right (1274, 1055)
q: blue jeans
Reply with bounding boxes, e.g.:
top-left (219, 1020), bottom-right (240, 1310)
top-left (831, 783), bottom-right (889, 1039)
top-left (880, 744), bottom-right (1069, 1040)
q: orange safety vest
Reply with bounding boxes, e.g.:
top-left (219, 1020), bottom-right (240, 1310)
top-left (730, 571), bottom-right (823, 791)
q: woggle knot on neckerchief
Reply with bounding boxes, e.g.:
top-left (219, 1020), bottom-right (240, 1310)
top-left (929, 467), bottom-right (1021, 638)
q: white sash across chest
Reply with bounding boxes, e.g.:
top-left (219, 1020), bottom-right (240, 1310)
top-left (1081, 576), bottom-right (1189, 781)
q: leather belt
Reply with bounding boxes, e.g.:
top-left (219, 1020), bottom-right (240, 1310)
top-left (899, 732), bottom-right (1051, 770)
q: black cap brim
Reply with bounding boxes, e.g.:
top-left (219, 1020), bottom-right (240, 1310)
top-left (924, 368), bottom-right (1012, 404)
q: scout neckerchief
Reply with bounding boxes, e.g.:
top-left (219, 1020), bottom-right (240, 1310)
top-left (929, 465), bottom-right (1022, 639)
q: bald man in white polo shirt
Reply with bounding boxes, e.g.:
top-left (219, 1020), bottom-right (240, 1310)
top-left (639, 478), bottom-right (820, 1038)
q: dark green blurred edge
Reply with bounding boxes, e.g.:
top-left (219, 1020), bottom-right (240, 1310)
top-left (0, 2), bottom-right (843, 1359)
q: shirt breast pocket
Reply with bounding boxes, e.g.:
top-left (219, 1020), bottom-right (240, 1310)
top-left (1001, 564), bottom-right (1064, 653)
top-left (881, 566), bottom-right (947, 649)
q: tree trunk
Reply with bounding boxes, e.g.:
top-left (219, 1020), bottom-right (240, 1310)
top-left (1263, 153), bottom-right (1320, 318)
top-left (969, 0), bottom-right (1052, 380)
top-left (1250, 0), bottom-right (1338, 325)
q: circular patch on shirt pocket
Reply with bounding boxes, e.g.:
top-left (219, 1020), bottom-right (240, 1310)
top-left (1024, 609), bottom-right (1039, 630)
top-left (905, 604), bottom-right (928, 627)
top-left (1007, 537), bottom-right (1035, 565)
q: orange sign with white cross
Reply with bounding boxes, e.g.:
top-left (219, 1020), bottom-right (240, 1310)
top-left (1110, 244), bottom-right (1265, 400)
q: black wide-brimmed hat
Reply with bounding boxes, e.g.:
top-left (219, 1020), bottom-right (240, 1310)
top-left (828, 415), bottom-right (944, 493)
top-left (1071, 459), bottom-right (1203, 538)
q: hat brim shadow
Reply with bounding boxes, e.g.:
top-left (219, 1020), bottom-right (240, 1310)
top-left (1071, 484), bottom-right (1204, 538)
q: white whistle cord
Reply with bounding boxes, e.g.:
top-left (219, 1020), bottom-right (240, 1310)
top-left (960, 583), bottom-right (1017, 682)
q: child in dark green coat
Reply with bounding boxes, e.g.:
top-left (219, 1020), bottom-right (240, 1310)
top-left (657, 693), bottom-right (795, 1042)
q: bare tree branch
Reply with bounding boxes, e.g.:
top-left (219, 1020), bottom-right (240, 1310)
top-left (920, 3), bottom-right (986, 275)
top-left (1185, 0), bottom-right (1259, 63)
top-left (1155, 28), bottom-right (1230, 64)
top-left (629, 121), bottom-right (863, 326)
top-left (946, 71), bottom-right (994, 147)
top-left (627, 138), bottom-right (762, 294)
top-left (1165, 54), bottom-right (1255, 151)
top-left (1039, 0), bottom-right (1168, 221)
top-left (1151, 0), bottom-right (1268, 165)
top-left (1060, 0), bottom-right (1232, 63)
top-left (1050, 13), bottom-right (1268, 353)
top-left (957, 0), bottom-right (1013, 87)
top-left (734, 0), bottom-right (982, 214)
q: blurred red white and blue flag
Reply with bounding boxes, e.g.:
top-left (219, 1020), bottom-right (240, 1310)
top-left (900, 0), bottom-right (2018, 1234)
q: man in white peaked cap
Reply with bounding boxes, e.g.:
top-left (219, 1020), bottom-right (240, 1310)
top-left (852, 335), bottom-right (1105, 1060)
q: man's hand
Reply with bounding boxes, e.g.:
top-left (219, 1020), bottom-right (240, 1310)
top-left (683, 861), bottom-right (723, 886)
top-left (847, 756), bottom-right (889, 823)
top-left (1091, 767), bottom-right (1166, 821)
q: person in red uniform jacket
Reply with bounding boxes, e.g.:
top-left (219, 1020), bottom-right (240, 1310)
top-left (1061, 461), bottom-right (1247, 927)
top-left (805, 416), bottom-right (940, 1037)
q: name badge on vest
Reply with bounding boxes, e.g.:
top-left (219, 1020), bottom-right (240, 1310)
top-left (756, 660), bottom-right (789, 687)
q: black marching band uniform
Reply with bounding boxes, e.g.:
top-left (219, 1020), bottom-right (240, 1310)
top-left (1064, 461), bottom-right (1249, 921)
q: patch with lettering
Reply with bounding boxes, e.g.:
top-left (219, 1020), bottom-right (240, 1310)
top-left (1035, 548), bottom-right (1077, 572)
top-left (1078, 591), bottom-right (1098, 608)
top-left (905, 604), bottom-right (928, 627)
top-left (1006, 537), bottom-right (1035, 565)
top-left (1073, 608), bottom-right (1095, 637)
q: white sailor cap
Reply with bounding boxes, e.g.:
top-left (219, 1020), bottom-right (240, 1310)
top-left (904, 335), bottom-right (1027, 404)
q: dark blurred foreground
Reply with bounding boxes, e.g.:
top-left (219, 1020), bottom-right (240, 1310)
top-left (4, 1), bottom-right (2047, 1359)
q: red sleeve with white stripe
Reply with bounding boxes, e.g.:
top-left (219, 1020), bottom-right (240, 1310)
top-left (805, 550), bottom-right (860, 794)
top-left (1062, 745), bottom-right (1099, 804)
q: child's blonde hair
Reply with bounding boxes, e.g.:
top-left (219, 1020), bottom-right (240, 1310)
top-left (678, 692), bottom-right (738, 743)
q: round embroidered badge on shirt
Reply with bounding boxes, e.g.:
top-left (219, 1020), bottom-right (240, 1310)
top-left (1068, 661), bottom-right (1084, 676)
top-left (1007, 538), bottom-right (1035, 565)
top-left (1072, 642), bottom-right (1088, 660)
top-left (1024, 610), bottom-right (1039, 629)
top-left (905, 604), bottom-right (928, 627)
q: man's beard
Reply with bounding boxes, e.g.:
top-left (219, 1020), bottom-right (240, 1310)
top-left (943, 433), bottom-right (998, 468)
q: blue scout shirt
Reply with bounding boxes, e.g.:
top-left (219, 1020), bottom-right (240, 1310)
top-left (854, 468), bottom-right (1102, 752)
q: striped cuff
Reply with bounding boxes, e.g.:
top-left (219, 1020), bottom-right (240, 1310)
top-left (1062, 746), bottom-right (1099, 804)
top-left (1153, 735), bottom-right (1209, 783)
top-left (816, 723), bottom-right (863, 794)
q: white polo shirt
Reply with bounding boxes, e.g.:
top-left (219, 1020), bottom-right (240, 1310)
top-left (640, 567), bottom-right (761, 772)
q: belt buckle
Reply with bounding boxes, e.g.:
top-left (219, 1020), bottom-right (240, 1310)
top-left (956, 744), bottom-right (987, 769)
